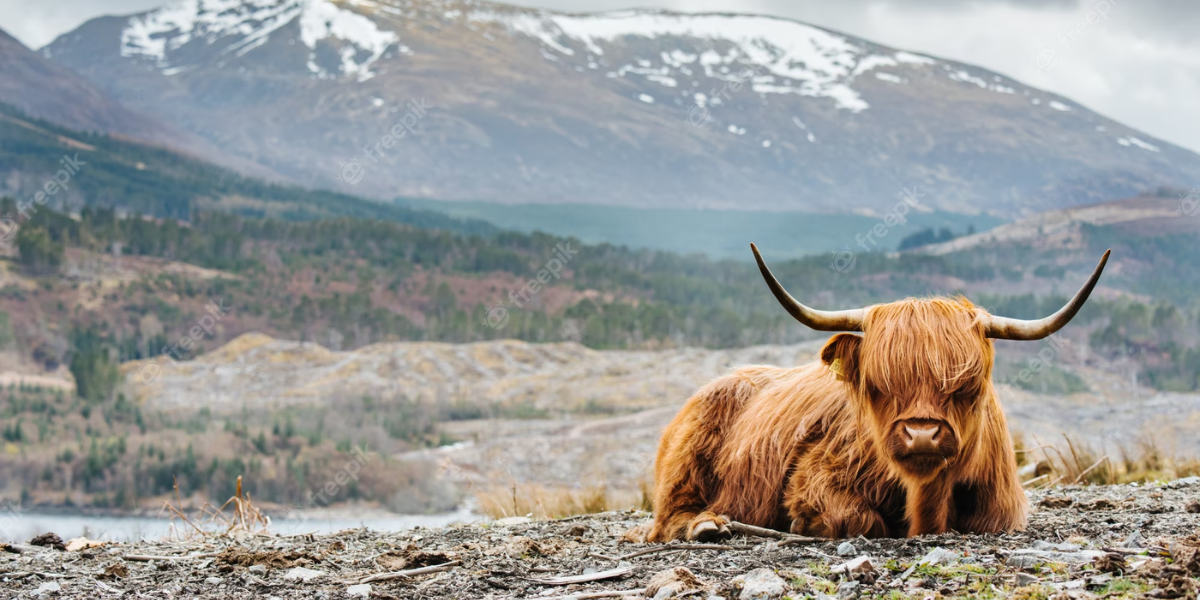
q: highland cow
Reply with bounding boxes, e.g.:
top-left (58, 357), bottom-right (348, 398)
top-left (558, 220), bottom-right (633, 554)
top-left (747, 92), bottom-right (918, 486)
top-left (645, 245), bottom-right (1110, 541)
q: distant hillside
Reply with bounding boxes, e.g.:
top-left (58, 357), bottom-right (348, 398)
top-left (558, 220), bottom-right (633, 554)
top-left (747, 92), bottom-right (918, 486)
top-left (0, 102), bottom-right (496, 233)
top-left (912, 189), bottom-right (1200, 305)
top-left (43, 0), bottom-right (1200, 216)
top-left (399, 198), bottom-right (1004, 260)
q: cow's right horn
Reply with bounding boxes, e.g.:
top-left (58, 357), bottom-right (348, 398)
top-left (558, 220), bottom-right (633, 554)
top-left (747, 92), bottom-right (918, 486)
top-left (985, 249), bottom-right (1111, 341)
top-left (751, 243), bottom-right (865, 332)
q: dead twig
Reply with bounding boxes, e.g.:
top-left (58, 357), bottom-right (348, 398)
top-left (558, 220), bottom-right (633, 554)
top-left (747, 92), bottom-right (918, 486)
top-left (527, 566), bottom-right (634, 586)
top-left (1022, 474), bottom-right (1050, 488)
top-left (540, 590), bottom-right (647, 600)
top-left (356, 560), bottom-right (463, 584)
top-left (728, 521), bottom-right (824, 544)
top-left (1072, 456), bottom-right (1110, 485)
top-left (617, 543), bottom-right (737, 560)
top-left (123, 552), bottom-right (219, 562)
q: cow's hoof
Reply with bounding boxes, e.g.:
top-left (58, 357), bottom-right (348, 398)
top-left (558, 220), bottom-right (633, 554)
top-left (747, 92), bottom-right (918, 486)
top-left (688, 517), bottom-right (731, 542)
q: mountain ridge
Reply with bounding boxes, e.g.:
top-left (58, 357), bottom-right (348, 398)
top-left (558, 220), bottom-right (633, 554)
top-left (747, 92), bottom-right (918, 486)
top-left (40, 0), bottom-right (1200, 217)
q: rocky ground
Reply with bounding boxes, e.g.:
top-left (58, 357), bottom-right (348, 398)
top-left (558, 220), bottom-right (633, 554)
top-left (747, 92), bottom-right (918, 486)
top-left (5, 479), bottom-right (1200, 599)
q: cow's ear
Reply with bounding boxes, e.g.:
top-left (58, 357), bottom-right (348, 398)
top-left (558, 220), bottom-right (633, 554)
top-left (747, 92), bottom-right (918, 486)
top-left (820, 333), bottom-right (862, 383)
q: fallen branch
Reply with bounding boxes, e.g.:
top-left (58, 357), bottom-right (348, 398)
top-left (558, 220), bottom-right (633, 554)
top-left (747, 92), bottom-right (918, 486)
top-left (527, 566), bottom-right (634, 586)
top-left (728, 521), bottom-right (824, 544)
top-left (587, 552), bottom-right (619, 562)
top-left (617, 543), bottom-right (732, 560)
top-left (357, 560), bottom-right (463, 584)
top-left (123, 552), bottom-right (219, 562)
top-left (541, 589), bottom-right (646, 600)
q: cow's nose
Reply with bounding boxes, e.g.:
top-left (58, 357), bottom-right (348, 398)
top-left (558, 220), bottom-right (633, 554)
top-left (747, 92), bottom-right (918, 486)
top-left (904, 425), bottom-right (941, 453)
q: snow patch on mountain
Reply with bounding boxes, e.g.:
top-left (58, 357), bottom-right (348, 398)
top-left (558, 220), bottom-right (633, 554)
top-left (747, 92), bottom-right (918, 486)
top-left (474, 9), bottom-right (941, 113)
top-left (120, 0), bottom-right (398, 81)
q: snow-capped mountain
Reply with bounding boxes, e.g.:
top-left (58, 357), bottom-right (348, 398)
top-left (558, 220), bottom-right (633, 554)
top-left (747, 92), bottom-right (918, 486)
top-left (41, 0), bottom-right (1200, 216)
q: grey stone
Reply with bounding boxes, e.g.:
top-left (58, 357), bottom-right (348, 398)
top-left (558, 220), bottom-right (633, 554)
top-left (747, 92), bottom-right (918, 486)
top-left (836, 580), bottom-right (860, 600)
top-left (732, 568), bottom-right (786, 600)
top-left (283, 567), bottom-right (326, 582)
top-left (205, 577), bottom-right (223, 585)
top-left (836, 541), bottom-right (858, 557)
top-left (1015, 573), bottom-right (1039, 586)
top-left (248, 564), bottom-right (267, 573)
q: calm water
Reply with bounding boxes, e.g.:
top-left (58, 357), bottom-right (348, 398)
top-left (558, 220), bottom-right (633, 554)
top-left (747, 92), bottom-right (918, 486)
top-left (0, 508), bottom-right (481, 543)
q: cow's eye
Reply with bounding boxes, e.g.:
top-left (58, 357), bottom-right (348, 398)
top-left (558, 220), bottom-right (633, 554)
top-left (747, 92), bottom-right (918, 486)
top-left (951, 385), bottom-right (978, 404)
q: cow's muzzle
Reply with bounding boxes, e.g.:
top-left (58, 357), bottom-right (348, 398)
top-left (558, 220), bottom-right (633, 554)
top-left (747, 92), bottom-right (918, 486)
top-left (890, 419), bottom-right (958, 474)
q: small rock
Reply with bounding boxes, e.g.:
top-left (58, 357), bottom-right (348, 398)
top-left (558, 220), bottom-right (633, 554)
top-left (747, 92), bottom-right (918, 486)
top-left (1169, 476), bottom-right (1200, 488)
top-left (205, 577), bottom-right (223, 585)
top-left (898, 547), bottom-right (959, 579)
top-left (918, 547), bottom-right (961, 566)
top-left (1121, 530), bottom-right (1144, 549)
top-left (34, 581), bottom-right (61, 595)
top-left (645, 567), bottom-right (705, 599)
top-left (836, 541), bottom-right (857, 557)
top-left (566, 524), bottom-right (588, 537)
top-left (731, 568), bottom-right (786, 600)
top-left (836, 580), bottom-right (859, 600)
top-left (346, 583), bottom-right (371, 598)
top-left (832, 555), bottom-right (875, 577)
top-left (248, 564), bottom-right (267, 573)
top-left (1015, 573), bottom-right (1039, 586)
top-left (494, 516), bottom-right (532, 526)
top-left (283, 566), bottom-right (325, 582)
top-left (1186, 501), bottom-right (1200, 513)
top-left (1006, 555), bottom-right (1040, 569)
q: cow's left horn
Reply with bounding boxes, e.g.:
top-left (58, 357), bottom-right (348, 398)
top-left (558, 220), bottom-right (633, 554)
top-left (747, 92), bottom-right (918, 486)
top-left (751, 243), bottom-right (865, 332)
top-left (985, 249), bottom-right (1111, 340)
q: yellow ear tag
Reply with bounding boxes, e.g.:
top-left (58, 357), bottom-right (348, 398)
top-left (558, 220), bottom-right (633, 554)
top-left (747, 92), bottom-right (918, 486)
top-left (830, 358), bottom-right (848, 382)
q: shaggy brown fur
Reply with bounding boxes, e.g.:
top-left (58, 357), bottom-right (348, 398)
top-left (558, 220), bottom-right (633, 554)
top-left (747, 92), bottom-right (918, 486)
top-left (647, 297), bottom-right (1028, 541)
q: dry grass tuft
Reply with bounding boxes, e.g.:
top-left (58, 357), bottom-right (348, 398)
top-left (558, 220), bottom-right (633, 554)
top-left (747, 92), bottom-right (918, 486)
top-left (1018, 433), bottom-right (1200, 487)
top-left (160, 475), bottom-right (271, 539)
top-left (476, 479), bottom-right (653, 520)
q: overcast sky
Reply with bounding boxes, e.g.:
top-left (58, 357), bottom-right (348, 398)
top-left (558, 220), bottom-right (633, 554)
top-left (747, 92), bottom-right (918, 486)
top-left (2, 0), bottom-right (1198, 154)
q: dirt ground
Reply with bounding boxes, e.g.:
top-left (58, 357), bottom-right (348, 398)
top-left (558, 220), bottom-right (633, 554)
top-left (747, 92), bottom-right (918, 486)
top-left (4, 479), bottom-right (1200, 599)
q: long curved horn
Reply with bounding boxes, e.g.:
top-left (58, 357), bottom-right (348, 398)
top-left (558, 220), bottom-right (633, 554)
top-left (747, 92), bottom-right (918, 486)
top-left (751, 243), bottom-right (865, 332)
top-left (986, 249), bottom-right (1111, 340)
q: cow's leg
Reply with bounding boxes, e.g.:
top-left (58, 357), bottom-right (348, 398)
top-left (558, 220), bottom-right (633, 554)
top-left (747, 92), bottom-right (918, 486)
top-left (949, 411), bottom-right (1029, 534)
top-left (646, 375), bottom-right (756, 542)
top-left (905, 478), bottom-right (954, 536)
top-left (788, 490), bottom-right (889, 538)
top-left (784, 460), bottom-right (891, 538)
